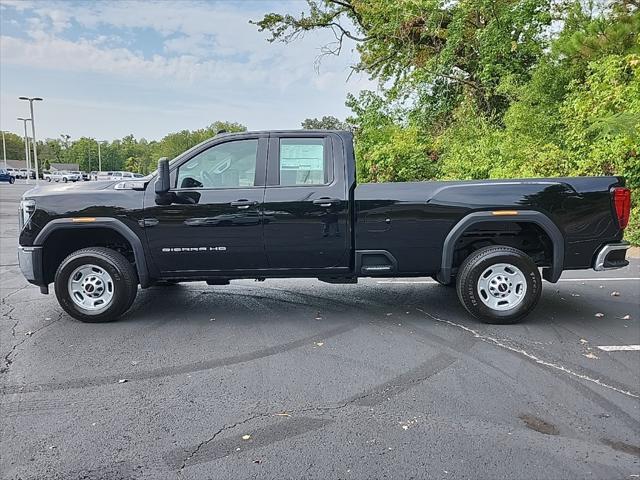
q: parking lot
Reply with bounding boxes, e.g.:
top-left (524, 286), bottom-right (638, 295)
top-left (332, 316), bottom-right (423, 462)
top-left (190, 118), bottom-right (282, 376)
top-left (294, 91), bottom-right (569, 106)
top-left (1, 181), bottom-right (639, 479)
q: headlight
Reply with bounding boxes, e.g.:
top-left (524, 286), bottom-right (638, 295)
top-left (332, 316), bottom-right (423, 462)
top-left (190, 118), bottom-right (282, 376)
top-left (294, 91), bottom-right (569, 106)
top-left (19, 199), bottom-right (36, 230)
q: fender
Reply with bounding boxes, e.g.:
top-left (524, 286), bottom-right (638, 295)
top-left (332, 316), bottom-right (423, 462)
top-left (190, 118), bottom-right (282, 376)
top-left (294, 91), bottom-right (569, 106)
top-left (34, 217), bottom-right (150, 287)
top-left (439, 210), bottom-right (564, 284)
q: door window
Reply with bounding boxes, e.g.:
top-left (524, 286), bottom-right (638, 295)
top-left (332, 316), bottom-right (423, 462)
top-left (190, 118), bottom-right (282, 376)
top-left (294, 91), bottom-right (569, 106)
top-left (279, 138), bottom-right (327, 186)
top-left (177, 139), bottom-right (258, 189)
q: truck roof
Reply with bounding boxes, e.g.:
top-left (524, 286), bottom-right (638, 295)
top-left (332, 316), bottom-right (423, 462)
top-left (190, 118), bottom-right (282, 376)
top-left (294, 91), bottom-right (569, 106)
top-left (216, 129), bottom-right (351, 137)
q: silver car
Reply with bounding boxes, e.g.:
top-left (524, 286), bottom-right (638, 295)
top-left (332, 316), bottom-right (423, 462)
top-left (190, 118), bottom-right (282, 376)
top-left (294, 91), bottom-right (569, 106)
top-left (50, 171), bottom-right (81, 183)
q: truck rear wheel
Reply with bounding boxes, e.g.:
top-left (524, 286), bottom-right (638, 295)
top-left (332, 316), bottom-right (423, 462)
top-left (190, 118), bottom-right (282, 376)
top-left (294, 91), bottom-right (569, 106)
top-left (54, 247), bottom-right (138, 323)
top-left (456, 246), bottom-right (541, 324)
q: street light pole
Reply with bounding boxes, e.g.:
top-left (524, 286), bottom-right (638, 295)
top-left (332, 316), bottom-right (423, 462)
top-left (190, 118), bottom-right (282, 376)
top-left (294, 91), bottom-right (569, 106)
top-left (17, 118), bottom-right (32, 184)
top-left (19, 97), bottom-right (43, 182)
top-left (2, 131), bottom-right (6, 169)
top-left (97, 141), bottom-right (102, 172)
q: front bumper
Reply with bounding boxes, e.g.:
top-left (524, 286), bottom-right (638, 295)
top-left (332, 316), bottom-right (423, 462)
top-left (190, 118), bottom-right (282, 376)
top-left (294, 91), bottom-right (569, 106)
top-left (594, 242), bottom-right (630, 271)
top-left (18, 245), bottom-right (47, 292)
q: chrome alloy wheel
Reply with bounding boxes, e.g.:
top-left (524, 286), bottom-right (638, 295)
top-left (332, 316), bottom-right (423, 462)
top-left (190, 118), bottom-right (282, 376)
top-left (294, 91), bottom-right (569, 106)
top-left (477, 263), bottom-right (527, 311)
top-left (68, 264), bottom-right (114, 311)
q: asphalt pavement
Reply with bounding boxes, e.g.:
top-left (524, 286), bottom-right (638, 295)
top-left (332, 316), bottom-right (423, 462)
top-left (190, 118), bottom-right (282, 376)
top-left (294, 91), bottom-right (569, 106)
top-left (1, 181), bottom-right (639, 480)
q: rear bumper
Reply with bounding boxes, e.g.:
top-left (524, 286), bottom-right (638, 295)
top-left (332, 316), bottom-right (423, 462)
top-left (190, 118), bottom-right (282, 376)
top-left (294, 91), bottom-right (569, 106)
top-left (18, 245), bottom-right (47, 292)
top-left (593, 242), bottom-right (630, 271)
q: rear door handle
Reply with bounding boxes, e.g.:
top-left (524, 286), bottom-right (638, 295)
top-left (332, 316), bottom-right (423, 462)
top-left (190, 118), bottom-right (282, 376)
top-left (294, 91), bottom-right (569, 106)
top-left (313, 198), bottom-right (341, 207)
top-left (231, 199), bottom-right (258, 209)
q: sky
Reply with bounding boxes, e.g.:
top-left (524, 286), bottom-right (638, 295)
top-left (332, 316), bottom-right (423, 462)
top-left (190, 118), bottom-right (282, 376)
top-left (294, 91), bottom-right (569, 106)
top-left (0, 0), bottom-right (375, 142)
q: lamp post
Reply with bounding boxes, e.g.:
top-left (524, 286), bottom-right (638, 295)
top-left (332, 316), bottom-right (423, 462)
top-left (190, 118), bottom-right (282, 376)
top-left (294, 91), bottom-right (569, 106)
top-left (2, 131), bottom-right (6, 169)
top-left (96, 140), bottom-right (106, 172)
top-left (19, 97), bottom-right (43, 182)
top-left (17, 117), bottom-right (32, 184)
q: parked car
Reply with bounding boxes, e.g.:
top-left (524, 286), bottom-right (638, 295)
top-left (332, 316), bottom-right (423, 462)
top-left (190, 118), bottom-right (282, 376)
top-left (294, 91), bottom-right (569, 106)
top-left (17, 168), bottom-right (28, 179)
top-left (49, 170), bottom-right (81, 183)
top-left (110, 171), bottom-right (137, 180)
top-left (68, 170), bottom-right (88, 181)
top-left (17, 130), bottom-right (631, 324)
top-left (42, 171), bottom-right (52, 181)
top-left (0, 168), bottom-right (15, 184)
top-left (95, 171), bottom-right (114, 181)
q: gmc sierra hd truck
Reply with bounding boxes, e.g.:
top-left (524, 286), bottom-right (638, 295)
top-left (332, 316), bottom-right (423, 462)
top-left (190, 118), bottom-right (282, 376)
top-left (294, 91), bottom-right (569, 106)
top-left (18, 130), bottom-right (631, 324)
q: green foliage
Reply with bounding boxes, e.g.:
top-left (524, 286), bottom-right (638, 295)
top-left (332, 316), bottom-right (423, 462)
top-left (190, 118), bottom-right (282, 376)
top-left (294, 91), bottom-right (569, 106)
top-left (32, 121), bottom-right (247, 177)
top-left (1, 131), bottom-right (27, 161)
top-left (301, 115), bottom-right (351, 130)
top-left (254, 0), bottom-right (552, 117)
top-left (255, 0), bottom-right (640, 243)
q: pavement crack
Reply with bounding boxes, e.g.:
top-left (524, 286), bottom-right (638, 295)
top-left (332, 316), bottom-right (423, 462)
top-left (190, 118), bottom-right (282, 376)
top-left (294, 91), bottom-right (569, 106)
top-left (178, 412), bottom-right (272, 473)
top-left (1, 305), bottom-right (19, 374)
top-left (1, 309), bottom-right (63, 374)
top-left (1, 284), bottom-right (30, 302)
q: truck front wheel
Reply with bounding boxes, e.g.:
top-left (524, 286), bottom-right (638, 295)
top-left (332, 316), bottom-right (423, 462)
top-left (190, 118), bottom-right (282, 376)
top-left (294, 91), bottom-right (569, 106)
top-left (456, 246), bottom-right (541, 324)
top-left (54, 247), bottom-right (138, 323)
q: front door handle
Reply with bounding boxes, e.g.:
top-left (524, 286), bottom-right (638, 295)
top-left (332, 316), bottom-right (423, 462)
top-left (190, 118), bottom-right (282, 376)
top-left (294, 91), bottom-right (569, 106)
top-left (313, 198), bottom-right (341, 207)
top-left (231, 199), bottom-right (258, 209)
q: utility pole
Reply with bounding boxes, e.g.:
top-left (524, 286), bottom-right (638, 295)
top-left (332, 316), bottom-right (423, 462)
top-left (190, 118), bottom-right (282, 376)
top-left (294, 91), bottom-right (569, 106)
top-left (19, 97), bottom-right (43, 182)
top-left (17, 118), bottom-right (32, 184)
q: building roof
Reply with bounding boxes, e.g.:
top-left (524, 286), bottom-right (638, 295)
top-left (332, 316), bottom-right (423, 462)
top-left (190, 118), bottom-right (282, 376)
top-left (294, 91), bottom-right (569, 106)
top-left (50, 162), bottom-right (80, 171)
top-left (4, 159), bottom-right (27, 169)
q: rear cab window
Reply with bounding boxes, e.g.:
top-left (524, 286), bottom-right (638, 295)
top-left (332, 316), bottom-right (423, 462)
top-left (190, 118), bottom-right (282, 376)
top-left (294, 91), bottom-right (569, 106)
top-left (277, 138), bottom-right (331, 186)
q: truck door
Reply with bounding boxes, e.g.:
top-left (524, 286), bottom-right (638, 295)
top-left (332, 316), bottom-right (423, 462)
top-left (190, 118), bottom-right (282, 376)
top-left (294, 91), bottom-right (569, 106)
top-left (263, 133), bottom-right (351, 271)
top-left (144, 135), bottom-right (268, 274)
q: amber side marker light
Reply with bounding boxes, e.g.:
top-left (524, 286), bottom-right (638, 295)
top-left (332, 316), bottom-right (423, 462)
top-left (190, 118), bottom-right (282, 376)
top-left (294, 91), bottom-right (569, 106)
top-left (492, 210), bottom-right (519, 216)
top-left (71, 217), bottom-right (96, 223)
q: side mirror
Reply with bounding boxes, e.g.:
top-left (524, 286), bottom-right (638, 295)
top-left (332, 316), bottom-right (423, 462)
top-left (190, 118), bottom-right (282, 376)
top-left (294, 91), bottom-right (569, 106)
top-left (155, 157), bottom-right (170, 194)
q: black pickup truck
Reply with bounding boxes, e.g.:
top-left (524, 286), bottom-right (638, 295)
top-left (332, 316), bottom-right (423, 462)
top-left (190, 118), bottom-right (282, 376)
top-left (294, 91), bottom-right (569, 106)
top-left (18, 130), bottom-right (631, 324)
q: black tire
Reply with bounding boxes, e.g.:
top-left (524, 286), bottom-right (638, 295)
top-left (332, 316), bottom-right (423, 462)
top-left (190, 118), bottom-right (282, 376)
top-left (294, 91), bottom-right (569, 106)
top-left (62, 177), bottom-right (68, 183)
top-left (431, 275), bottom-right (454, 287)
top-left (9, 177), bottom-right (15, 184)
top-left (456, 246), bottom-right (541, 324)
top-left (47, 177), bottom-right (51, 182)
top-left (54, 247), bottom-right (138, 323)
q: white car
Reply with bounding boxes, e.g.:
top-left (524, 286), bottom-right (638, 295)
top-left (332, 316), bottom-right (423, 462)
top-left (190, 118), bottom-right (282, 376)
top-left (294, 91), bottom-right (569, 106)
top-left (110, 171), bottom-right (136, 180)
top-left (50, 171), bottom-right (81, 183)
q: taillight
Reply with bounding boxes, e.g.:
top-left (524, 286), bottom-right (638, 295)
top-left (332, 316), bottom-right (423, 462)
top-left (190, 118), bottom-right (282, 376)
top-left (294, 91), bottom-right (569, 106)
top-left (612, 187), bottom-right (631, 230)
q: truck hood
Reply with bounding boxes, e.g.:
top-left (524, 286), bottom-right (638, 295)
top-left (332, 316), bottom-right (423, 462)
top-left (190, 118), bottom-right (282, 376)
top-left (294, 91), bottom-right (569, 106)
top-left (24, 180), bottom-right (119, 197)
top-left (19, 180), bottom-right (148, 247)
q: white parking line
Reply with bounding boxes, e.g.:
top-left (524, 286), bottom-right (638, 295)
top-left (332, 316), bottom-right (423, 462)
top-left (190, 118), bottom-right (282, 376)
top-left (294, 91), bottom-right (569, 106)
top-left (377, 277), bottom-right (640, 284)
top-left (597, 345), bottom-right (640, 352)
top-left (416, 308), bottom-right (639, 399)
top-left (558, 277), bottom-right (640, 282)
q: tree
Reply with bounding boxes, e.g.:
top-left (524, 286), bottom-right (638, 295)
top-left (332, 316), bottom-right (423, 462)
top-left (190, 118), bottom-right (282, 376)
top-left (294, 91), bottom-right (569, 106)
top-left (302, 115), bottom-right (351, 130)
top-left (253, 0), bottom-right (553, 117)
top-left (1, 131), bottom-right (26, 160)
